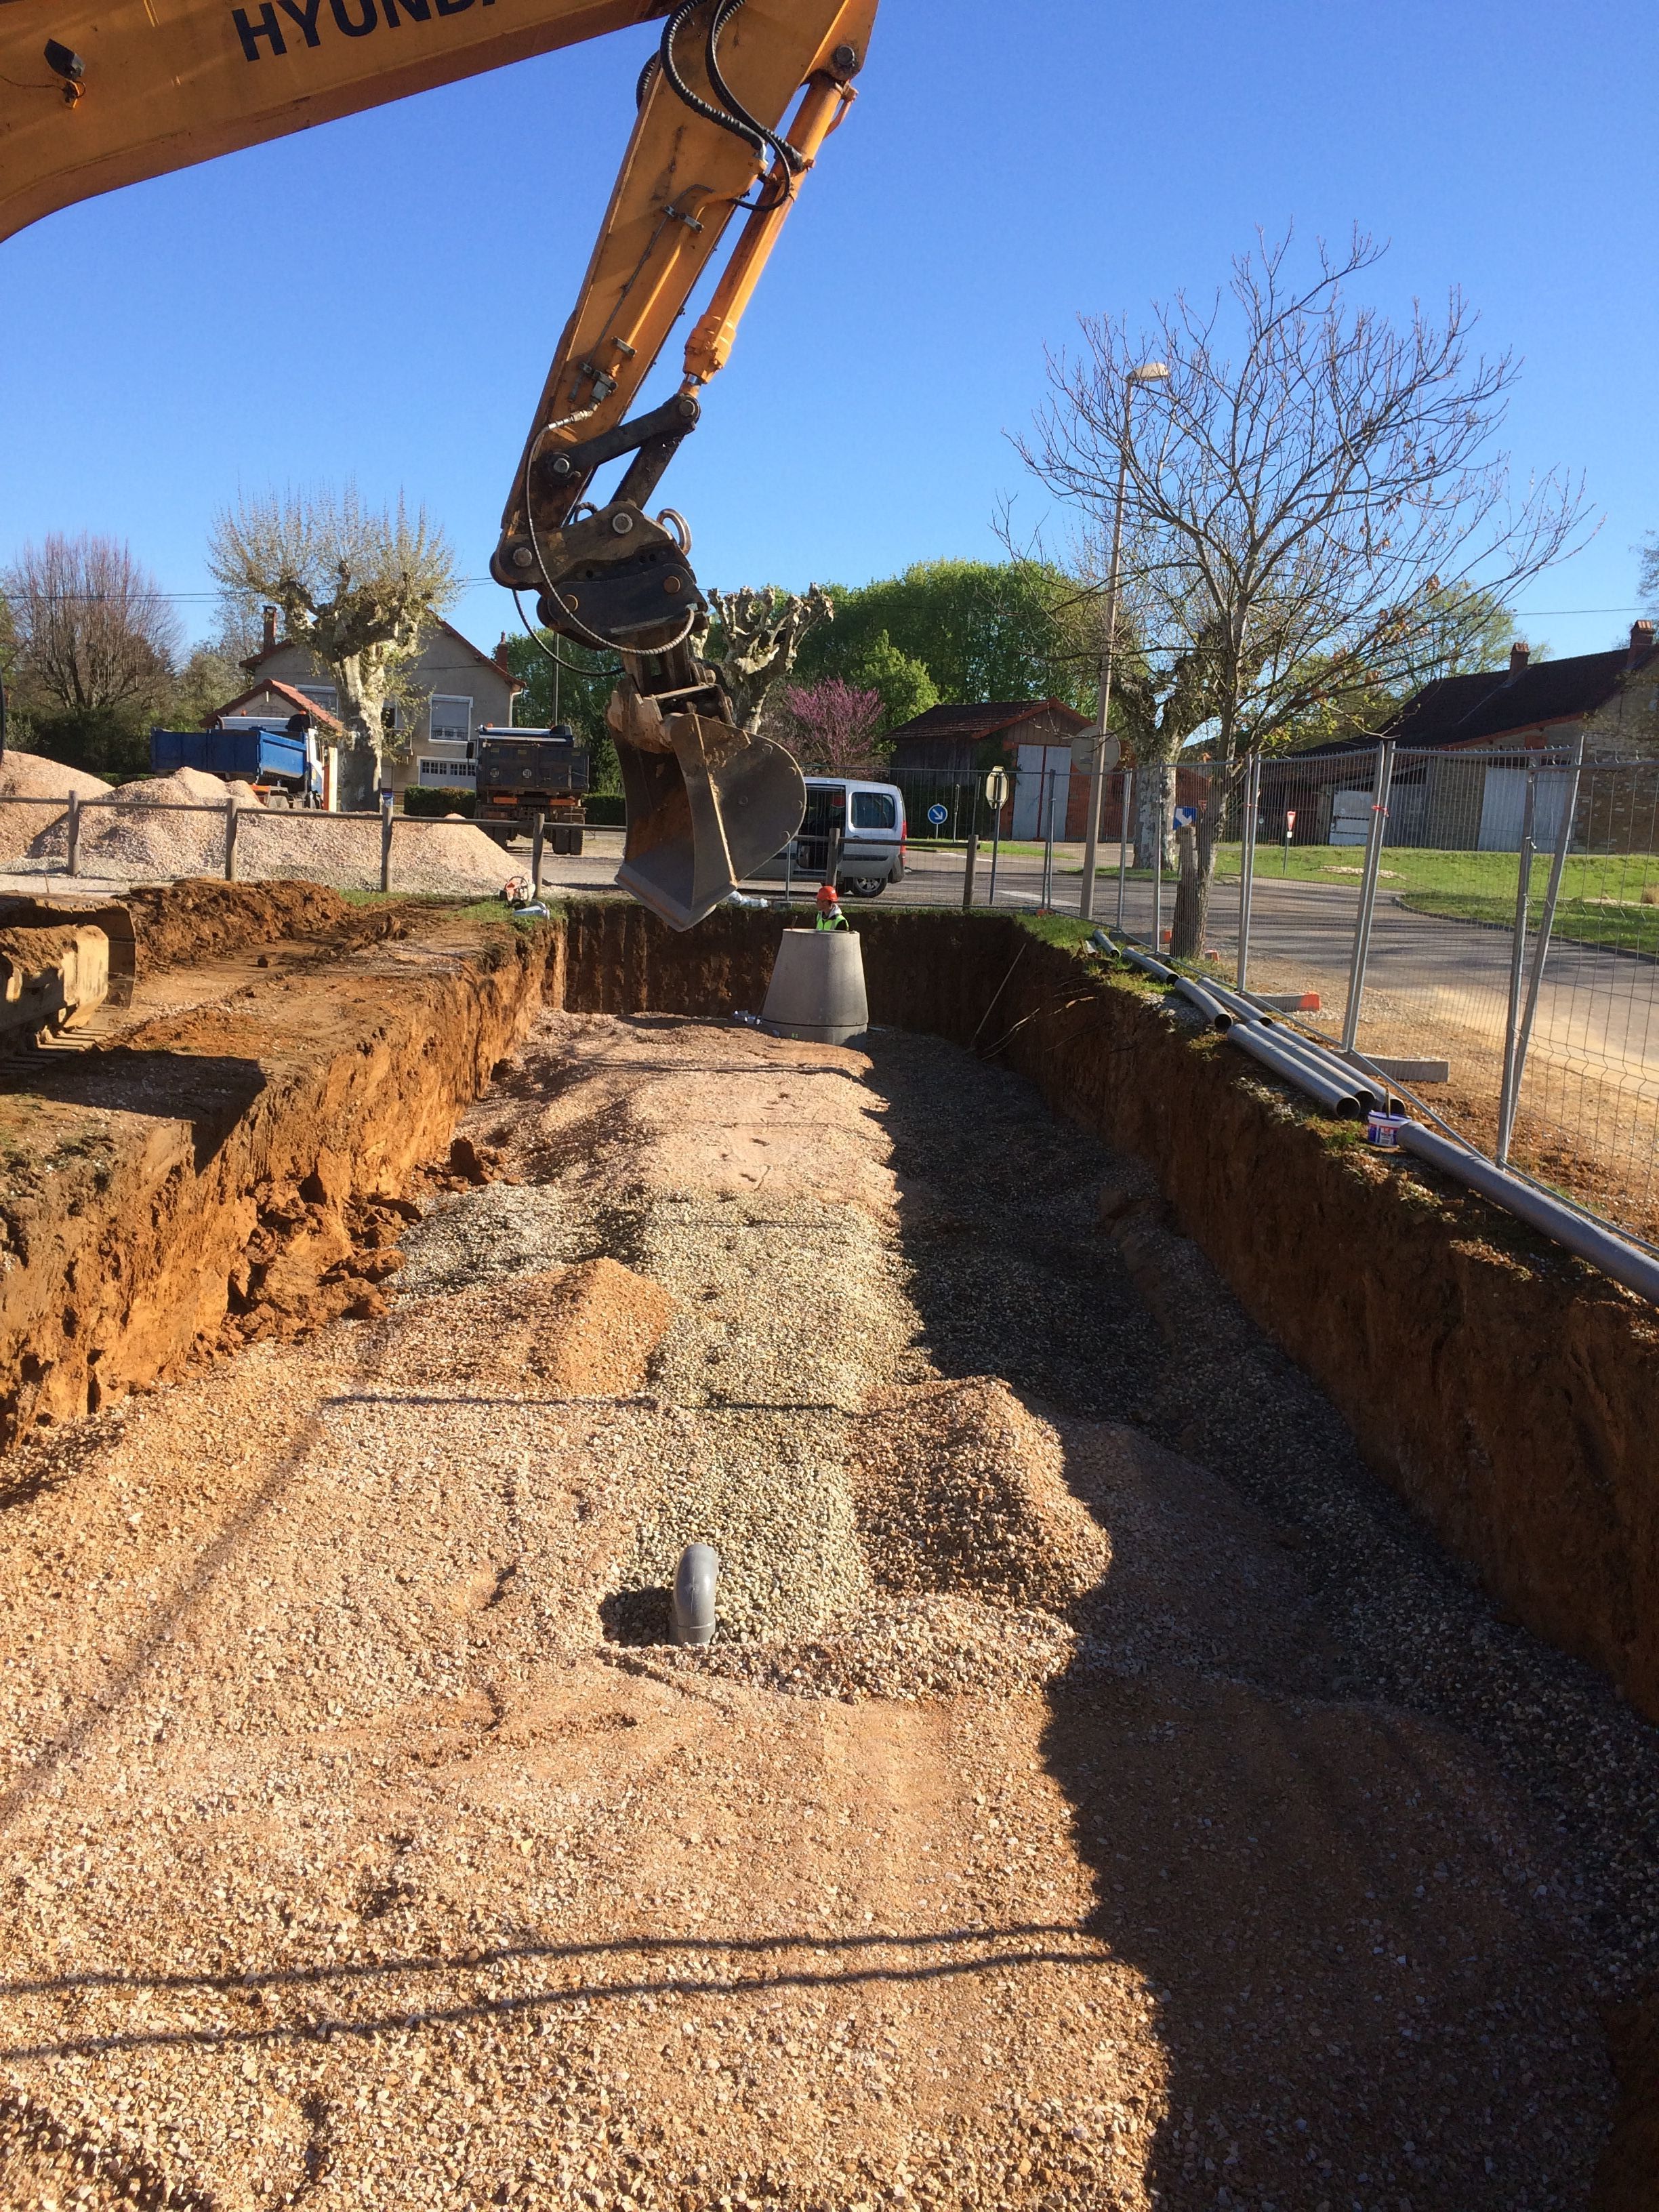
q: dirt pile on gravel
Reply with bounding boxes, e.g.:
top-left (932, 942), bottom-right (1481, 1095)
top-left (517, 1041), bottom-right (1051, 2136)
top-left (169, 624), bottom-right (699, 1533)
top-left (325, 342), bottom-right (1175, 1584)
top-left (853, 1376), bottom-right (1112, 1611)
top-left (388, 1259), bottom-right (678, 1397)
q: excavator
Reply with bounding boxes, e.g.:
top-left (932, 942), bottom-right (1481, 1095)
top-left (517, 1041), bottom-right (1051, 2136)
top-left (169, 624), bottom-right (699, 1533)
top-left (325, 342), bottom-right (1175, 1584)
top-left (1, 0), bottom-right (878, 930)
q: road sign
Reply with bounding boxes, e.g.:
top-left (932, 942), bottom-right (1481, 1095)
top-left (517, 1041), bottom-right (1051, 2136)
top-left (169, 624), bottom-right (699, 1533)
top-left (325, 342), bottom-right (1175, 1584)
top-left (926, 802), bottom-right (948, 827)
top-left (1101, 735), bottom-right (1122, 771)
top-left (1172, 804), bottom-right (1197, 828)
top-left (983, 766), bottom-right (1009, 808)
top-left (1286, 808), bottom-right (1298, 830)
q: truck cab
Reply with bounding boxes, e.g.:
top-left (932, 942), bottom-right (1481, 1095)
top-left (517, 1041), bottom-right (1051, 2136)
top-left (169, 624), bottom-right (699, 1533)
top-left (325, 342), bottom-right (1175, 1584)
top-left (473, 725), bottom-right (590, 853)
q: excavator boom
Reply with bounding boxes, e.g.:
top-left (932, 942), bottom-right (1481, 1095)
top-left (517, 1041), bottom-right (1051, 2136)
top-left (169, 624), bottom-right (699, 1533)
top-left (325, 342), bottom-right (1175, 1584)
top-left (1, 0), bottom-right (877, 927)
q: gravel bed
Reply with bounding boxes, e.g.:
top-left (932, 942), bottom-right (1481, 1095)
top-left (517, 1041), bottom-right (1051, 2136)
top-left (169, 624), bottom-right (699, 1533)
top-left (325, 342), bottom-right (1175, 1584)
top-left (0, 1006), bottom-right (1649, 2209)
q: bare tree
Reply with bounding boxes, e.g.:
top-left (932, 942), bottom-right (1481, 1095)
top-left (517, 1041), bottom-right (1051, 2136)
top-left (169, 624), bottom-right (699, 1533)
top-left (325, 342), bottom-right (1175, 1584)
top-left (1018, 229), bottom-right (1591, 955)
top-left (695, 585), bottom-right (833, 733)
top-left (3, 533), bottom-right (182, 722)
top-left (209, 486), bottom-right (458, 806)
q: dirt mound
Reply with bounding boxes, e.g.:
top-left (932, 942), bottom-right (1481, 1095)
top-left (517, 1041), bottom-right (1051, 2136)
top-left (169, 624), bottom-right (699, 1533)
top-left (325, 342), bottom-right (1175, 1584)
top-left (391, 1259), bottom-right (677, 1397)
top-left (853, 1376), bottom-right (1111, 1611)
top-left (678, 1591), bottom-right (1078, 1701)
top-left (119, 878), bottom-right (362, 976)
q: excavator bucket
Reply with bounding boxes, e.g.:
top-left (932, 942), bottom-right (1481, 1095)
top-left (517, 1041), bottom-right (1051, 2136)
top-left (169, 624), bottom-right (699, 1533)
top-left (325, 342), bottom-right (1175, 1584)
top-left (614, 709), bottom-right (806, 931)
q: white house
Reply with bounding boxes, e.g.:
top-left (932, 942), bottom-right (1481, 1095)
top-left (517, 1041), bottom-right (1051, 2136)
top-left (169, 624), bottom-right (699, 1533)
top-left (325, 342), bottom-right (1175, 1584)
top-left (231, 607), bottom-right (524, 804)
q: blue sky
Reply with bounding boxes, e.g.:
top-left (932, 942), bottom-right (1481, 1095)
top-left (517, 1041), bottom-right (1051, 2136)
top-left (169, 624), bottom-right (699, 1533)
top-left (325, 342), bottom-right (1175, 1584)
top-left (1, 0), bottom-right (1653, 661)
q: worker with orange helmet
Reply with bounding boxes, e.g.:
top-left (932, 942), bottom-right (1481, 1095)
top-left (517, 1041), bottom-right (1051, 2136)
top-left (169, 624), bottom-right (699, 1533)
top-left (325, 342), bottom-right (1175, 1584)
top-left (815, 882), bottom-right (850, 933)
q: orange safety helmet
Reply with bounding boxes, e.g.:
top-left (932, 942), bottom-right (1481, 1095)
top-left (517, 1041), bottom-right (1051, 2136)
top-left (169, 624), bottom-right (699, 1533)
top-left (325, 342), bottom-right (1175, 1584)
top-left (815, 882), bottom-right (840, 905)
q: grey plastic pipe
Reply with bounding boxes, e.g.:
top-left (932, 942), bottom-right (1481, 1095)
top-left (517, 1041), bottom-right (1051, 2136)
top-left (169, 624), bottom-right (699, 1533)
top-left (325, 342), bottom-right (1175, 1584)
top-left (1172, 976), bottom-right (1234, 1031)
top-left (1397, 1123), bottom-right (1659, 1308)
top-left (1252, 1022), bottom-right (1401, 1118)
top-left (1118, 943), bottom-right (1176, 985)
top-left (672, 1543), bottom-right (720, 1647)
top-left (1225, 1021), bottom-right (1365, 1116)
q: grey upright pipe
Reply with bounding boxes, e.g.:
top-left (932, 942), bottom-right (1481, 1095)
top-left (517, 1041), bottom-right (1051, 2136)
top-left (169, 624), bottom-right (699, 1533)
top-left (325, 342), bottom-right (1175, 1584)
top-left (66, 792), bottom-right (80, 879)
top-left (672, 1543), bottom-right (720, 1647)
top-left (1397, 1122), bottom-right (1659, 1309)
top-left (380, 788), bottom-right (395, 895)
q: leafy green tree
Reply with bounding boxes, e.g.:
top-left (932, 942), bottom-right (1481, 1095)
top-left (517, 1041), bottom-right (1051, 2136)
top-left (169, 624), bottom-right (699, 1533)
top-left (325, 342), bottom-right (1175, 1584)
top-left (844, 631), bottom-right (938, 731)
top-left (793, 559), bottom-right (1090, 713)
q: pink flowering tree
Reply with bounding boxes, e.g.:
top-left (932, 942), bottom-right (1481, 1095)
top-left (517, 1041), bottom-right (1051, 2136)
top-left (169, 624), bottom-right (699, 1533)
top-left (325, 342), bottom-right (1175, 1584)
top-left (779, 678), bottom-right (886, 775)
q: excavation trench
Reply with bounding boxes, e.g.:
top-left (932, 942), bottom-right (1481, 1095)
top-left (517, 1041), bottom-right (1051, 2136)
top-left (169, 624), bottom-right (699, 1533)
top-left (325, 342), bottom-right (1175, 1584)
top-left (0, 888), bottom-right (1654, 2211)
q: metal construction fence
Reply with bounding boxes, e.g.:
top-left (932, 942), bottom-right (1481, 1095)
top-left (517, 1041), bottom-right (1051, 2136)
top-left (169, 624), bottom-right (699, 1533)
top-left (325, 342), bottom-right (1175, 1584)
top-left (785, 744), bottom-right (1659, 1253)
top-left (6, 750), bottom-right (1658, 1250)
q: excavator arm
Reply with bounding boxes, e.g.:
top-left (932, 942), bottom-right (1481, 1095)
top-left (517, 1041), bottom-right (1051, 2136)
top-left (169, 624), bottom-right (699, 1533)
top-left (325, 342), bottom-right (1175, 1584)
top-left (1, 0), bottom-right (877, 926)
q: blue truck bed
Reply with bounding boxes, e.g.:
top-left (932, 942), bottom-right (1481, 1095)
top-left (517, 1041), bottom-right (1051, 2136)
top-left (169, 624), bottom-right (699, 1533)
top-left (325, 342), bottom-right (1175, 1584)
top-left (150, 726), bottom-right (310, 784)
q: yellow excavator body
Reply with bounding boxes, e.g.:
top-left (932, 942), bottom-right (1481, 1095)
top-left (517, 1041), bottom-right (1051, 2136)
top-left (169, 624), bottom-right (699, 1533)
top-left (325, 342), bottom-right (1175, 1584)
top-left (1, 0), bottom-right (878, 928)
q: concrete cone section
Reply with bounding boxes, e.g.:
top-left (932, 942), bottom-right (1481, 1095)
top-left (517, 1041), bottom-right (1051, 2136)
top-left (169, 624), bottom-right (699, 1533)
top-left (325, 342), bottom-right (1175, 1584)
top-left (760, 926), bottom-right (869, 1044)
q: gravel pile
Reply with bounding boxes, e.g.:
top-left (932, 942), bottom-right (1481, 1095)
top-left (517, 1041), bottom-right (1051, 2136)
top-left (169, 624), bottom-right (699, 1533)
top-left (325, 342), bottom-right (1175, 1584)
top-left (10, 760), bottom-right (512, 893)
top-left (0, 747), bottom-right (109, 865)
top-left (853, 1376), bottom-right (1112, 1612)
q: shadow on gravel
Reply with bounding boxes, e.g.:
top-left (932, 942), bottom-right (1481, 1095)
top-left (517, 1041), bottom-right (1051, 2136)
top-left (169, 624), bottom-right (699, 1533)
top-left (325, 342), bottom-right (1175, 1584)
top-left (859, 1028), bottom-right (1620, 2212)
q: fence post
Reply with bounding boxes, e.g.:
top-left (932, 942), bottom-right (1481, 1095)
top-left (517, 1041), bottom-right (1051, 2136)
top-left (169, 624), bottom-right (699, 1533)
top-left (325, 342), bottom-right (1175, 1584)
top-left (962, 824), bottom-right (979, 910)
top-left (223, 795), bottom-right (239, 882)
top-left (1151, 769), bottom-right (1164, 949)
top-left (987, 796), bottom-right (1001, 907)
top-left (531, 811), bottom-right (546, 899)
top-left (380, 789), bottom-right (394, 895)
top-left (66, 792), bottom-right (80, 878)
top-left (1340, 739), bottom-right (1396, 1052)
top-left (1235, 752), bottom-right (1261, 991)
top-left (1496, 763), bottom-right (1540, 1164)
top-left (1116, 768), bottom-right (1133, 933)
top-left (1507, 737), bottom-right (1584, 1129)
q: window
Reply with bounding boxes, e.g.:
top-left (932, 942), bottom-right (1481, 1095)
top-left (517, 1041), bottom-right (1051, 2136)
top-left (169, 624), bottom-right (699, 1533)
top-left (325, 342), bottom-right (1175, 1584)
top-left (417, 758), bottom-right (476, 785)
top-left (430, 694), bottom-right (472, 747)
top-left (295, 683), bottom-right (337, 716)
top-left (852, 791), bottom-right (897, 830)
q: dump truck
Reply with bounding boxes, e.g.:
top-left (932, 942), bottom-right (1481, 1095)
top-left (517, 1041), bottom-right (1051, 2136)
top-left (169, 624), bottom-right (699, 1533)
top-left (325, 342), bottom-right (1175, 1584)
top-left (473, 726), bottom-right (590, 854)
top-left (150, 720), bottom-right (321, 803)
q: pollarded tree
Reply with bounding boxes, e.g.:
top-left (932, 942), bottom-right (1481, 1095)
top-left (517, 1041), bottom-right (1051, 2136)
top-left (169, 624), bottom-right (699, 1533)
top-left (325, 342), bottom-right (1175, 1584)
top-left (695, 585), bottom-right (834, 733)
top-left (208, 486), bottom-right (459, 808)
top-left (1018, 228), bottom-right (1589, 956)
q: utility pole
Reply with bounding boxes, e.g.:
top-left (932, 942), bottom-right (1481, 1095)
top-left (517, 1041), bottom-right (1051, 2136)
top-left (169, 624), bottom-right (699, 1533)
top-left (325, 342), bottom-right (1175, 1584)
top-left (1079, 360), bottom-right (1168, 922)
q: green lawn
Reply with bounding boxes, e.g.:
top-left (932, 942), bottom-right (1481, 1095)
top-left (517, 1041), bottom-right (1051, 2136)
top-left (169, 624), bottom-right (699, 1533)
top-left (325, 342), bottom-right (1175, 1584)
top-left (1395, 891), bottom-right (1659, 958)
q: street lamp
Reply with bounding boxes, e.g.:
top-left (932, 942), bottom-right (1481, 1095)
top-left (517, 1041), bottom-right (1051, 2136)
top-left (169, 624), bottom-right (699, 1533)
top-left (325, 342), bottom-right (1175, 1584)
top-left (1078, 359), bottom-right (1168, 922)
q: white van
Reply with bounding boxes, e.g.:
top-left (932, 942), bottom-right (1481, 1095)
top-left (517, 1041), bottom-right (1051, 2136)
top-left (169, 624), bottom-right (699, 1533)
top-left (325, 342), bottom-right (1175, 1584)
top-left (750, 776), bottom-right (907, 897)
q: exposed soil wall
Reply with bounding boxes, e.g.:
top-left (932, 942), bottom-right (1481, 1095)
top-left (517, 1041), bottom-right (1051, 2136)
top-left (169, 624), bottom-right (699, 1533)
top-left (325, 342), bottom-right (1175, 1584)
top-left (0, 914), bottom-right (555, 1445)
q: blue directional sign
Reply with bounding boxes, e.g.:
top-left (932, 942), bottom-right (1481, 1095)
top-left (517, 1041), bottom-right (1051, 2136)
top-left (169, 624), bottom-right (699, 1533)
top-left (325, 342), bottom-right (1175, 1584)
top-left (1172, 804), bottom-right (1197, 827)
top-left (926, 803), bottom-right (949, 826)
